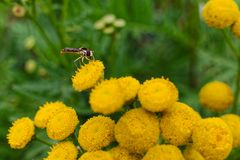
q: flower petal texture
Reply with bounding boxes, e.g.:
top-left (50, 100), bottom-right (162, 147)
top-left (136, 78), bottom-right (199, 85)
top-left (142, 144), bottom-right (184, 160)
top-left (7, 117), bottom-right (34, 149)
top-left (192, 118), bottom-right (233, 160)
top-left (183, 145), bottom-right (205, 160)
top-left (160, 102), bottom-right (201, 145)
top-left (232, 13), bottom-right (240, 38)
top-left (202, 0), bottom-right (239, 29)
top-left (44, 141), bottom-right (78, 160)
top-left (34, 101), bottom-right (67, 128)
top-left (72, 60), bottom-right (105, 92)
top-left (199, 81), bottom-right (233, 111)
top-left (79, 150), bottom-right (113, 160)
top-left (46, 107), bottom-right (79, 140)
top-left (221, 114), bottom-right (240, 147)
top-left (117, 76), bottom-right (140, 102)
top-left (89, 79), bottom-right (125, 114)
top-left (109, 146), bottom-right (140, 160)
top-left (115, 108), bottom-right (160, 153)
top-left (138, 78), bottom-right (178, 112)
top-left (78, 115), bottom-right (115, 151)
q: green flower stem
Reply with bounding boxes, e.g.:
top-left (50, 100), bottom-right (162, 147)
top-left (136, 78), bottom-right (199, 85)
top-left (32, 0), bottom-right (36, 17)
top-left (35, 136), bottom-right (53, 146)
top-left (222, 30), bottom-right (239, 58)
top-left (232, 59), bottom-right (240, 113)
top-left (70, 134), bottom-right (84, 155)
top-left (222, 30), bottom-right (240, 113)
top-left (27, 16), bottom-right (59, 62)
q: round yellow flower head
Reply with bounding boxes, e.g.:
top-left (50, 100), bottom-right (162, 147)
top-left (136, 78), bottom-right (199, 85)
top-left (78, 115), bottom-right (115, 151)
top-left (199, 81), bottom-right (233, 111)
top-left (79, 150), bottom-right (113, 160)
top-left (46, 107), bottom-right (79, 140)
top-left (232, 13), bottom-right (240, 38)
top-left (109, 146), bottom-right (140, 160)
top-left (192, 118), bottom-right (233, 160)
top-left (221, 114), bottom-right (240, 147)
top-left (117, 76), bottom-right (140, 102)
top-left (138, 78), bottom-right (178, 112)
top-left (44, 141), bottom-right (78, 160)
top-left (34, 101), bottom-right (67, 128)
top-left (7, 117), bottom-right (34, 149)
top-left (202, 0), bottom-right (239, 29)
top-left (72, 60), bottom-right (104, 92)
top-left (160, 102), bottom-right (201, 146)
top-left (142, 144), bottom-right (184, 160)
top-left (115, 108), bottom-right (160, 153)
top-left (183, 145), bottom-right (205, 160)
top-left (89, 79), bottom-right (125, 114)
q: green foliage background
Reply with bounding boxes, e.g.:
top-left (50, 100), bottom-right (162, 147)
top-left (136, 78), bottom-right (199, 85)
top-left (1, 0), bottom-right (240, 159)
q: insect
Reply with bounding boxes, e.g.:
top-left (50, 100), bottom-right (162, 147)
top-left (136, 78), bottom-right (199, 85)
top-left (60, 47), bottom-right (95, 65)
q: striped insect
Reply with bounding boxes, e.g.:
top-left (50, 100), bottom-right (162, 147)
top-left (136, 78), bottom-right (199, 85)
top-left (60, 47), bottom-right (95, 65)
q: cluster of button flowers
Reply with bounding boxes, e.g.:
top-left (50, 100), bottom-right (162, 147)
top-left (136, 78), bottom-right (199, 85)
top-left (202, 0), bottom-right (240, 38)
top-left (6, 60), bottom-right (240, 160)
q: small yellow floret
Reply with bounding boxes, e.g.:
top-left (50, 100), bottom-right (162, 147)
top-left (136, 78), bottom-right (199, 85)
top-left (192, 118), bottom-right (233, 160)
top-left (34, 101), bottom-right (67, 128)
top-left (142, 144), bottom-right (184, 160)
top-left (89, 79), bottom-right (125, 114)
top-left (232, 13), bottom-right (240, 38)
top-left (44, 141), bottom-right (78, 160)
top-left (138, 78), bottom-right (178, 112)
top-left (7, 117), bottom-right (34, 149)
top-left (115, 108), bottom-right (160, 153)
top-left (109, 146), bottom-right (140, 160)
top-left (78, 115), bottom-right (115, 151)
top-left (46, 107), bottom-right (79, 140)
top-left (72, 60), bottom-right (104, 92)
top-left (202, 0), bottom-right (239, 29)
top-left (79, 150), bottom-right (113, 160)
top-left (183, 145), bottom-right (205, 160)
top-left (160, 102), bottom-right (201, 146)
top-left (118, 76), bottom-right (140, 102)
top-left (199, 81), bottom-right (233, 111)
top-left (221, 114), bottom-right (240, 147)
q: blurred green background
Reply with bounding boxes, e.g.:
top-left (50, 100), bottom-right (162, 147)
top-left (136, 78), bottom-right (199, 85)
top-left (1, 0), bottom-right (240, 159)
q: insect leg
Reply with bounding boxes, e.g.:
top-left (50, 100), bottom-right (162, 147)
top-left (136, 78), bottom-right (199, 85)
top-left (74, 55), bottom-right (83, 68)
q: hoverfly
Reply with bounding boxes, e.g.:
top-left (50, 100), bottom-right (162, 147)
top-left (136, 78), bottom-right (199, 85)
top-left (60, 47), bottom-right (95, 65)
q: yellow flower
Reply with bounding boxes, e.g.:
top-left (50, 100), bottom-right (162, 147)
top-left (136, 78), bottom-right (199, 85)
top-left (109, 146), bottom-right (140, 160)
top-left (46, 107), bottom-right (79, 140)
top-left (202, 0), bottom-right (239, 29)
top-left (160, 102), bottom-right (201, 146)
top-left (232, 13), bottom-right (240, 38)
top-left (7, 117), bottom-right (34, 149)
top-left (183, 145), bottom-right (205, 160)
top-left (118, 76), bottom-right (140, 102)
top-left (34, 101), bottom-right (67, 128)
top-left (79, 150), bottom-right (113, 160)
top-left (142, 144), bottom-right (184, 160)
top-left (192, 118), bottom-right (233, 160)
top-left (115, 108), bottom-right (160, 153)
top-left (89, 79), bottom-right (125, 114)
top-left (78, 115), bottom-right (115, 151)
top-left (44, 141), bottom-right (78, 160)
top-left (138, 78), bottom-right (178, 112)
top-left (72, 60), bottom-right (104, 92)
top-left (221, 114), bottom-right (240, 147)
top-left (199, 81), bottom-right (233, 111)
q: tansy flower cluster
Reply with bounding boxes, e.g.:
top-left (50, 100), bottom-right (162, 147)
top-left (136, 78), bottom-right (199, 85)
top-left (202, 0), bottom-right (240, 38)
top-left (7, 60), bottom-right (240, 160)
top-left (94, 14), bottom-right (126, 34)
